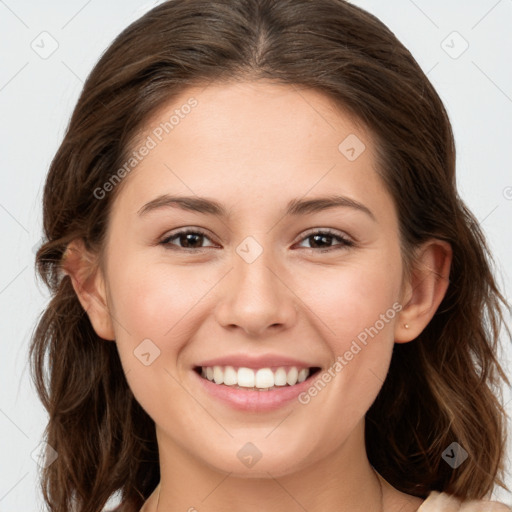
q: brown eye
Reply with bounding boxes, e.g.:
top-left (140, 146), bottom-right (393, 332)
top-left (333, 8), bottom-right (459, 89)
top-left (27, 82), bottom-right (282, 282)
top-left (160, 229), bottom-right (216, 250)
top-left (296, 230), bottom-right (354, 251)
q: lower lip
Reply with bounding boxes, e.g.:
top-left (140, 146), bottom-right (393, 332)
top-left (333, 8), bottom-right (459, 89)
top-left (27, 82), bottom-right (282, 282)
top-left (192, 369), bottom-right (320, 412)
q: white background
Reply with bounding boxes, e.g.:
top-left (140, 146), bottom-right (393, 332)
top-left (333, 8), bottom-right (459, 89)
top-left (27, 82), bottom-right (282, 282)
top-left (0, 0), bottom-right (511, 510)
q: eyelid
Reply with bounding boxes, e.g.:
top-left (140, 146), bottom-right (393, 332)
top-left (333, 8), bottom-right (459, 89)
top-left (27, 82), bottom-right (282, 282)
top-left (159, 227), bottom-right (218, 247)
top-left (159, 226), bottom-right (355, 252)
top-left (293, 228), bottom-right (355, 251)
top-left (294, 227), bottom-right (353, 244)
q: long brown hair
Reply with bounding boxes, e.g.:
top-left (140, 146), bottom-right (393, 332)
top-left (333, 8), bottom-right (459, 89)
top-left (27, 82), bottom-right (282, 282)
top-left (30, 0), bottom-right (511, 510)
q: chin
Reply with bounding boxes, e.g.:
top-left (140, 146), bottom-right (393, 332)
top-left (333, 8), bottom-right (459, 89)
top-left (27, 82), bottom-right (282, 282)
top-left (197, 442), bottom-right (315, 479)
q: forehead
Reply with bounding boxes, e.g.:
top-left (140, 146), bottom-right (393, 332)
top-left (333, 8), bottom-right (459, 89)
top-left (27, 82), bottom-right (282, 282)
top-left (140, 80), bottom-right (365, 155)
top-left (111, 80), bottom-right (396, 227)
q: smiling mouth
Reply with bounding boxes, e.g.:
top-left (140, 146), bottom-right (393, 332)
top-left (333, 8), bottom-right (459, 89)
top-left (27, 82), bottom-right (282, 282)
top-left (194, 365), bottom-right (322, 391)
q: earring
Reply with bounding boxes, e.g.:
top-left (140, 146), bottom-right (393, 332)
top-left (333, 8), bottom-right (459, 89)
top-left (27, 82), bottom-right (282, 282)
top-left (404, 323), bottom-right (409, 329)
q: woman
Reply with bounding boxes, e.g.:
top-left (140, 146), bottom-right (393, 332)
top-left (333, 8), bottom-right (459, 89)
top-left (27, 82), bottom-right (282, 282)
top-left (30, 0), bottom-right (511, 511)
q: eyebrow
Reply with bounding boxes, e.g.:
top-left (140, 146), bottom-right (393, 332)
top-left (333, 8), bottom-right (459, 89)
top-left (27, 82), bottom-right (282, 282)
top-left (137, 194), bottom-right (376, 221)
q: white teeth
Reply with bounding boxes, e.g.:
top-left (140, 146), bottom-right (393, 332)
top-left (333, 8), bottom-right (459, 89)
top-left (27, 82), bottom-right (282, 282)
top-left (237, 367), bottom-right (255, 387)
top-left (255, 368), bottom-right (274, 388)
top-left (223, 365), bottom-right (237, 386)
top-left (199, 365), bottom-right (312, 389)
top-left (298, 368), bottom-right (308, 383)
top-left (213, 366), bottom-right (224, 385)
top-left (286, 367), bottom-right (298, 386)
top-left (274, 367), bottom-right (287, 386)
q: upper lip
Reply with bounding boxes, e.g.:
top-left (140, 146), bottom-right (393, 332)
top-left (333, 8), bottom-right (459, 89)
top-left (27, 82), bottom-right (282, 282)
top-left (195, 354), bottom-right (321, 370)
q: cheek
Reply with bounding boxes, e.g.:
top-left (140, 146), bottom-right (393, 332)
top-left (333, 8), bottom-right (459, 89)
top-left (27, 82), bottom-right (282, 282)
top-left (292, 251), bottom-right (401, 415)
top-left (104, 253), bottom-right (210, 422)
top-left (107, 242), bottom-right (402, 366)
top-left (107, 253), bottom-right (208, 343)
top-left (103, 250), bottom-right (206, 391)
top-left (294, 251), bottom-right (402, 349)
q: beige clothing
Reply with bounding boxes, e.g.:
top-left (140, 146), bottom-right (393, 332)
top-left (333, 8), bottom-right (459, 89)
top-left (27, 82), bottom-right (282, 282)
top-left (418, 491), bottom-right (511, 511)
top-left (139, 486), bottom-right (511, 511)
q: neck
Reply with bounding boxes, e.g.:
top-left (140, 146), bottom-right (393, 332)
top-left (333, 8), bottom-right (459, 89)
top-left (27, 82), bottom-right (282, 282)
top-left (147, 421), bottom-right (385, 512)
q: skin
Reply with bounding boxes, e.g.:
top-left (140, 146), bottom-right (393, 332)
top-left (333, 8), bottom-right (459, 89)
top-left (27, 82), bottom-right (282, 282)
top-left (65, 81), bottom-right (452, 512)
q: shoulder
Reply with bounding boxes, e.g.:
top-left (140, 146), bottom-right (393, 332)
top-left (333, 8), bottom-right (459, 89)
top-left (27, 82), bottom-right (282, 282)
top-left (418, 491), bottom-right (511, 512)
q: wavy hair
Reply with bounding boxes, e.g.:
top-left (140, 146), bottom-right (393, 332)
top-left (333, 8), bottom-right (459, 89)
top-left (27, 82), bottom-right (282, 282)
top-left (29, 0), bottom-right (511, 510)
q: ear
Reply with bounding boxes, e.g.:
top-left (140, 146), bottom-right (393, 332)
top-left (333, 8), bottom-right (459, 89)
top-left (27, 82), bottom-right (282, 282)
top-left (61, 239), bottom-right (115, 341)
top-left (394, 239), bottom-right (452, 343)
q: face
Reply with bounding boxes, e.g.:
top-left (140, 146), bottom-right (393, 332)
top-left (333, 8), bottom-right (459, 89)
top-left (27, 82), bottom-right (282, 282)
top-left (100, 81), bottom-right (406, 477)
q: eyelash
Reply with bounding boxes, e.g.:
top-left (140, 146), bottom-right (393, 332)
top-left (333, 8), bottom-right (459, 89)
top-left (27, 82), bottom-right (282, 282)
top-left (159, 228), bottom-right (355, 253)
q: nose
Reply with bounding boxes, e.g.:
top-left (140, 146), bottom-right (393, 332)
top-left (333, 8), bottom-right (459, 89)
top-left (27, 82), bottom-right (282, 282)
top-left (214, 248), bottom-right (298, 337)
